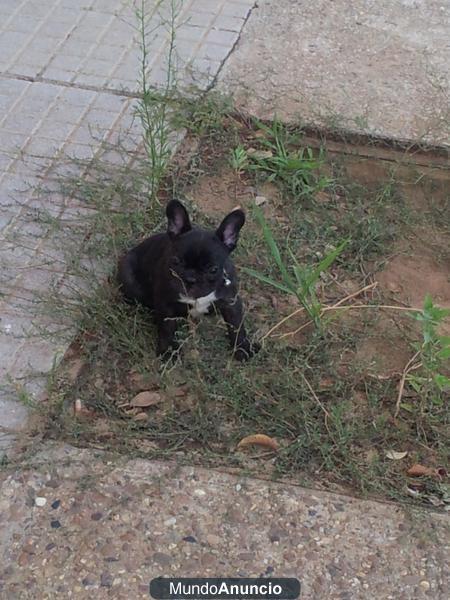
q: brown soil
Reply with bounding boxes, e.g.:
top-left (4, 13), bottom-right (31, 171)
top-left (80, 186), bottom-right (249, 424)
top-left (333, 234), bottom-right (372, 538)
top-left (377, 252), bottom-right (450, 309)
top-left (181, 141), bottom-right (450, 379)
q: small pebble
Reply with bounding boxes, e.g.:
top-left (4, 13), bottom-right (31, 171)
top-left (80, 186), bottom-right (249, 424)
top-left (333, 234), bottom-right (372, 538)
top-left (50, 520), bottom-right (61, 529)
top-left (164, 517), bottom-right (177, 527)
top-left (51, 500), bottom-right (61, 509)
top-left (419, 581), bottom-right (430, 591)
top-left (35, 497), bottom-right (47, 507)
top-left (182, 536), bottom-right (197, 543)
top-left (91, 512), bottom-right (103, 521)
top-left (255, 195), bottom-right (267, 206)
top-left (193, 489), bottom-right (206, 497)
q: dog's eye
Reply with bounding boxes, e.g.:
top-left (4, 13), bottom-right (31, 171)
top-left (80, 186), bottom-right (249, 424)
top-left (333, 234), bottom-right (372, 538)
top-left (209, 266), bottom-right (219, 275)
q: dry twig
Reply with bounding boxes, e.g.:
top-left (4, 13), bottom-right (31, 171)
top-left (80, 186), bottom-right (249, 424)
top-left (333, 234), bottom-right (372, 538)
top-left (394, 351), bottom-right (422, 418)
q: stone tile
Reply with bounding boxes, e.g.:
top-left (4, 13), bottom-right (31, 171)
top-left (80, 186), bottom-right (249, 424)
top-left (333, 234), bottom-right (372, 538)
top-left (0, 32), bottom-right (30, 67)
top-left (197, 42), bottom-right (231, 63)
top-left (0, 395), bottom-right (29, 431)
top-left (220, 1), bottom-right (253, 19)
top-left (205, 28), bottom-right (239, 47)
top-left (0, 132), bottom-right (29, 155)
top-left (9, 337), bottom-right (63, 376)
top-left (213, 15), bottom-right (246, 32)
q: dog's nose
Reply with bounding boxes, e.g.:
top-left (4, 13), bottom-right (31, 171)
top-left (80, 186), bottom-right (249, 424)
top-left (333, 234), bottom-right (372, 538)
top-left (185, 275), bottom-right (197, 285)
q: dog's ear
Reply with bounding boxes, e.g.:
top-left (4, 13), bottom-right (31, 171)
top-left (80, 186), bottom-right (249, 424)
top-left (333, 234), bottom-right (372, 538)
top-left (215, 209), bottom-right (245, 252)
top-left (166, 200), bottom-right (191, 238)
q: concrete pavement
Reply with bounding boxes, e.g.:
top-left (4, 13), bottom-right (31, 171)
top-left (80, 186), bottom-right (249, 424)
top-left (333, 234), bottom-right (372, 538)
top-left (218, 0), bottom-right (450, 146)
top-left (0, 443), bottom-right (448, 599)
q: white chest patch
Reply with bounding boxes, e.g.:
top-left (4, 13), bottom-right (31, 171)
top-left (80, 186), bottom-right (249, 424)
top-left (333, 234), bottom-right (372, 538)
top-left (179, 291), bottom-right (217, 318)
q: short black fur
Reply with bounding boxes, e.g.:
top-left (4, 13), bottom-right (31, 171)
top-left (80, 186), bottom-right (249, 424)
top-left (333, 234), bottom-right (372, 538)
top-left (117, 200), bottom-right (258, 361)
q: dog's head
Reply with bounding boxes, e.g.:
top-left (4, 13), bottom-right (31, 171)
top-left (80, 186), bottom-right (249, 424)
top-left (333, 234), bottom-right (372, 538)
top-left (166, 199), bottom-right (245, 299)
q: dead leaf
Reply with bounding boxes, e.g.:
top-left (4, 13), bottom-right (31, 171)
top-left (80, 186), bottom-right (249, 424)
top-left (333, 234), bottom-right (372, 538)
top-left (133, 412), bottom-right (149, 422)
top-left (315, 191), bottom-right (331, 204)
top-left (253, 130), bottom-right (266, 138)
top-left (124, 408), bottom-right (139, 416)
top-left (407, 464), bottom-right (447, 479)
top-left (237, 434), bottom-right (279, 452)
top-left (385, 450), bottom-right (408, 460)
top-left (130, 391), bottom-right (162, 408)
top-left (247, 148), bottom-right (273, 160)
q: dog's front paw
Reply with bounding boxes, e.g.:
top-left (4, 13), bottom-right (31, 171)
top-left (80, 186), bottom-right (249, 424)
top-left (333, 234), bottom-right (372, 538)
top-left (233, 339), bottom-right (260, 361)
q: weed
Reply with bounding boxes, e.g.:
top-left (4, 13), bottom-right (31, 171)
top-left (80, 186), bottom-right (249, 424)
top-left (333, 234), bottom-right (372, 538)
top-left (405, 294), bottom-right (450, 410)
top-left (229, 145), bottom-right (248, 176)
top-left (135, 0), bottom-right (181, 203)
top-left (241, 118), bottom-right (331, 200)
top-left (244, 207), bottom-right (347, 329)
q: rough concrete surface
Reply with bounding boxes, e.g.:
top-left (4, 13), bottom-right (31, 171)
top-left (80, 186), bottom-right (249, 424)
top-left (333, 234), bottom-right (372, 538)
top-left (218, 0), bottom-right (450, 145)
top-left (0, 443), bottom-right (448, 599)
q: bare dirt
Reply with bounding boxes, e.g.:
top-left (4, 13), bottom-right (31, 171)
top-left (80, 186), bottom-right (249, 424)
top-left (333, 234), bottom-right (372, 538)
top-left (183, 141), bottom-right (450, 367)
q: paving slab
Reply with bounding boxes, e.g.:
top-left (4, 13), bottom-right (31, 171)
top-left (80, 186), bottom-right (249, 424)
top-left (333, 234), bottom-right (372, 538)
top-left (0, 442), bottom-right (448, 599)
top-left (218, 0), bottom-right (450, 146)
top-left (0, 0), bottom-right (254, 447)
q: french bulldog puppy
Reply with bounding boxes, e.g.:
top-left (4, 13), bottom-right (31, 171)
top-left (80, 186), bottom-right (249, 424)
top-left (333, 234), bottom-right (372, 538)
top-left (118, 200), bottom-right (258, 361)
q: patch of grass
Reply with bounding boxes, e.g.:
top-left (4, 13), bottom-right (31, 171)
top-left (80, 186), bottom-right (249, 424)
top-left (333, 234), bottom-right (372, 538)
top-left (234, 118), bottom-right (331, 201)
top-left (244, 207), bottom-right (348, 329)
top-left (404, 295), bottom-right (450, 414)
top-left (173, 90), bottom-right (236, 138)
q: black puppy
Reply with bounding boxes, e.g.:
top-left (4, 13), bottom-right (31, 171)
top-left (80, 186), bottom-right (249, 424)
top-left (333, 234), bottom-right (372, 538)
top-left (117, 200), bottom-right (258, 361)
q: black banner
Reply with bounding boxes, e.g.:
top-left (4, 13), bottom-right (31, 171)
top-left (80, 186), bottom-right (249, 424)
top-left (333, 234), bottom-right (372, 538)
top-left (150, 578), bottom-right (301, 599)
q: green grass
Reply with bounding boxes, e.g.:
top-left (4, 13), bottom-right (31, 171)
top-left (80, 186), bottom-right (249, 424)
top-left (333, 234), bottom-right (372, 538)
top-left (234, 118), bottom-right (331, 201)
top-left (243, 206), bottom-right (348, 329)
